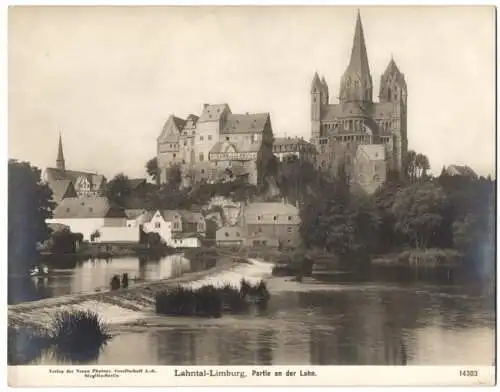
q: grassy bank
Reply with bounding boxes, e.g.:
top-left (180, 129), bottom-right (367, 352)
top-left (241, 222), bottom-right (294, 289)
top-left (372, 248), bottom-right (463, 268)
top-left (8, 310), bottom-right (110, 365)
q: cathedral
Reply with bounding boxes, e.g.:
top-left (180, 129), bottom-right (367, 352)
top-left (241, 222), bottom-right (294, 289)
top-left (310, 11), bottom-right (408, 192)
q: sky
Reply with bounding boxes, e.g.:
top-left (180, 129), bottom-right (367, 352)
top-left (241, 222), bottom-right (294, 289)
top-left (8, 5), bottom-right (496, 179)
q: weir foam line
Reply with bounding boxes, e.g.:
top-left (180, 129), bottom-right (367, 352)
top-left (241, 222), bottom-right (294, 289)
top-left (8, 256), bottom-right (249, 327)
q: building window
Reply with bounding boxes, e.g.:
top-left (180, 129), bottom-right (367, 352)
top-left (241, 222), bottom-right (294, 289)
top-left (273, 216), bottom-right (277, 221)
top-left (257, 216), bottom-right (261, 221)
top-left (173, 153), bottom-right (176, 158)
top-left (287, 227), bottom-right (293, 233)
top-left (208, 135), bottom-right (212, 141)
top-left (66, 208), bottom-right (70, 212)
top-left (199, 153), bottom-right (204, 161)
top-left (236, 232), bottom-right (240, 237)
top-left (258, 227), bottom-right (262, 233)
top-left (174, 222), bottom-right (179, 229)
top-left (225, 232), bottom-right (229, 237)
top-left (288, 216), bottom-right (292, 221)
top-left (200, 136), bottom-right (204, 141)
top-left (155, 222), bottom-right (161, 229)
top-left (201, 169), bottom-right (205, 174)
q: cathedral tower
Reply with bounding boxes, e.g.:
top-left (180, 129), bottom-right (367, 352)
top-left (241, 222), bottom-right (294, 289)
top-left (311, 72), bottom-right (324, 140)
top-left (56, 133), bottom-right (65, 171)
top-left (339, 10), bottom-right (373, 104)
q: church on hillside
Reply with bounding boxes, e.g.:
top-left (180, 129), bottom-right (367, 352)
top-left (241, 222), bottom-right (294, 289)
top-left (44, 135), bottom-right (107, 203)
top-left (310, 11), bottom-right (409, 194)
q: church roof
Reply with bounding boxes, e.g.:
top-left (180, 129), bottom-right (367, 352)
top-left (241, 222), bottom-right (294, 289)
top-left (321, 105), bottom-right (342, 121)
top-left (48, 179), bottom-right (76, 203)
top-left (311, 72), bottom-right (322, 93)
top-left (56, 133), bottom-right (65, 165)
top-left (221, 113), bottom-right (270, 135)
top-left (446, 165), bottom-right (478, 178)
top-left (345, 10), bottom-right (371, 78)
top-left (53, 197), bottom-right (125, 219)
top-left (380, 58), bottom-right (407, 90)
top-left (45, 167), bottom-right (106, 189)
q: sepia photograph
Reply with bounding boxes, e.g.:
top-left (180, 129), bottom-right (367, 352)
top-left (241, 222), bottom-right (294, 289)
top-left (6, 4), bottom-right (496, 386)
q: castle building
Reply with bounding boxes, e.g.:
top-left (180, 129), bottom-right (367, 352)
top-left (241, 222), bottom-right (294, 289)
top-left (310, 11), bottom-right (408, 192)
top-left (157, 104), bottom-right (275, 186)
top-left (44, 134), bottom-right (107, 202)
top-left (273, 136), bottom-right (317, 163)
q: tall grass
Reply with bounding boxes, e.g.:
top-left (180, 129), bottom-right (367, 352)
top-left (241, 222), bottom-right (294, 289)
top-left (155, 279), bottom-right (270, 317)
top-left (8, 310), bottom-right (111, 365)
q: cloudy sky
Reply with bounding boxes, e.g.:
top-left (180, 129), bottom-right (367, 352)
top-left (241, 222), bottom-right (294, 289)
top-left (8, 6), bottom-right (495, 179)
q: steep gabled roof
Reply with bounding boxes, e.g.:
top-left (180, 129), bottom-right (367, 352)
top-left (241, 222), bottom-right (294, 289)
top-left (45, 168), bottom-right (106, 190)
top-left (311, 72), bottom-right (322, 93)
top-left (198, 104), bottom-right (231, 123)
top-left (158, 115), bottom-right (186, 142)
top-left (380, 58), bottom-right (407, 92)
top-left (221, 113), bottom-right (270, 134)
top-left (53, 197), bottom-right (125, 219)
top-left (48, 179), bottom-right (77, 202)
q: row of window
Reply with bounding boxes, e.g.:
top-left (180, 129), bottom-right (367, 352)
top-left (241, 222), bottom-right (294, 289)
top-left (256, 215), bottom-right (295, 221)
top-left (253, 226), bottom-right (294, 233)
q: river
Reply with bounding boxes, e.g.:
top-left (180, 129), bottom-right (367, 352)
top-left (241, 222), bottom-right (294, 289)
top-left (8, 255), bottom-right (496, 366)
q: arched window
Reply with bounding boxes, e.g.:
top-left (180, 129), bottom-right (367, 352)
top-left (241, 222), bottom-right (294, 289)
top-left (388, 89), bottom-right (392, 101)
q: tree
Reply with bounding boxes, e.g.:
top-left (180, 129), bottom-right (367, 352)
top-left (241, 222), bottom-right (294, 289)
top-left (8, 160), bottom-right (54, 274)
top-left (146, 157), bottom-right (158, 183)
top-left (106, 173), bottom-right (131, 206)
top-left (166, 164), bottom-right (182, 190)
top-left (392, 182), bottom-right (448, 248)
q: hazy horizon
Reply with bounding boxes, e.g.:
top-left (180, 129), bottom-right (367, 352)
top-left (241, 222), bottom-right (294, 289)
top-left (8, 6), bottom-right (496, 180)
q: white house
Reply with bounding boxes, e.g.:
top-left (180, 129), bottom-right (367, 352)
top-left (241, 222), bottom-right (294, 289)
top-left (46, 197), bottom-right (127, 241)
top-left (125, 209), bottom-right (153, 227)
top-left (94, 226), bottom-right (141, 244)
top-left (142, 210), bottom-right (174, 245)
top-left (170, 233), bottom-right (202, 248)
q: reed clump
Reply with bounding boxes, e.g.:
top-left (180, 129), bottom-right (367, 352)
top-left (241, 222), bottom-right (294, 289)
top-left (8, 310), bottom-right (111, 365)
top-left (155, 279), bottom-right (270, 317)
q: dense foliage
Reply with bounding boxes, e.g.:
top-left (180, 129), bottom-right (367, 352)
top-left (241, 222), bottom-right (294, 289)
top-left (8, 160), bottom-right (54, 275)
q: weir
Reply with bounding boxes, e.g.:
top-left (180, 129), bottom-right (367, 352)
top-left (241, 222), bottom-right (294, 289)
top-left (8, 258), bottom-right (274, 329)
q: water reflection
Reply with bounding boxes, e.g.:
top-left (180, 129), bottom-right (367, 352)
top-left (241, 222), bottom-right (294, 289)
top-left (29, 285), bottom-right (492, 367)
top-left (9, 254), bottom-right (193, 304)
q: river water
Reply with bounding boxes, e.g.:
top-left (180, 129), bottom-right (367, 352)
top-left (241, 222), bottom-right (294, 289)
top-left (8, 255), bottom-right (496, 366)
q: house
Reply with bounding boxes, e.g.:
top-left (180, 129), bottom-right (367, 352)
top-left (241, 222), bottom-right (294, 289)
top-left (245, 234), bottom-right (279, 248)
top-left (170, 232), bottom-right (201, 248)
top-left (242, 202), bottom-right (301, 248)
top-left (178, 210), bottom-right (206, 236)
top-left (46, 197), bottom-right (127, 241)
top-left (273, 137), bottom-right (317, 163)
top-left (445, 165), bottom-right (478, 179)
top-left (142, 210), bottom-right (174, 245)
top-left (216, 226), bottom-right (244, 247)
top-left (47, 179), bottom-right (77, 203)
top-left (94, 226), bottom-right (141, 244)
top-left (125, 209), bottom-right (152, 227)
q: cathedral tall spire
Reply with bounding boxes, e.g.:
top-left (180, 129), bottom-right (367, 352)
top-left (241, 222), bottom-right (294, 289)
top-left (56, 132), bottom-right (65, 171)
top-left (339, 10), bottom-right (373, 103)
top-left (347, 10), bottom-right (371, 77)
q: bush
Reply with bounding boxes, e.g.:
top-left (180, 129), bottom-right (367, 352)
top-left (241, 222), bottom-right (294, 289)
top-left (155, 279), bottom-right (270, 318)
top-left (8, 310), bottom-right (111, 365)
top-left (397, 248), bottom-right (463, 268)
top-left (50, 310), bottom-right (111, 355)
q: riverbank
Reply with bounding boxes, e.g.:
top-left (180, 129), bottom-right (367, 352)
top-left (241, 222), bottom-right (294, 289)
top-left (8, 253), bottom-right (272, 329)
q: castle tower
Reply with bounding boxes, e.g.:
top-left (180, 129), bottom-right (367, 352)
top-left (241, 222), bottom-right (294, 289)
top-left (56, 133), bottom-right (65, 171)
top-left (339, 10), bottom-right (373, 104)
top-left (311, 72), bottom-right (323, 140)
